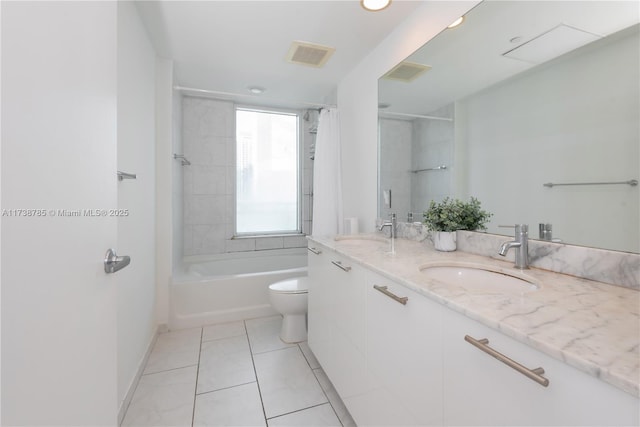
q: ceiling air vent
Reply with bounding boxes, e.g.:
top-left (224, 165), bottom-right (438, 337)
top-left (383, 62), bottom-right (431, 82)
top-left (286, 41), bottom-right (335, 68)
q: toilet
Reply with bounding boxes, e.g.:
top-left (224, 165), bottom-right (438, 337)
top-left (268, 277), bottom-right (309, 343)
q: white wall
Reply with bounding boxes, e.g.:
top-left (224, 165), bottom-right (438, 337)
top-left (337, 1), bottom-right (480, 232)
top-left (116, 0), bottom-right (158, 414)
top-left (155, 58), bottom-right (174, 327)
top-left (459, 27), bottom-right (639, 252)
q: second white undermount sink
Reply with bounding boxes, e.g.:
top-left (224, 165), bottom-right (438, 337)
top-left (420, 264), bottom-right (540, 294)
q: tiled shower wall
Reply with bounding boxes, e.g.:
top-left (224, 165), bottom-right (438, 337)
top-left (378, 104), bottom-right (455, 221)
top-left (410, 104), bottom-right (455, 214)
top-left (182, 96), bottom-right (314, 257)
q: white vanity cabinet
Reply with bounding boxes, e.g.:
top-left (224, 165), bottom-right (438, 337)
top-left (442, 309), bottom-right (639, 426)
top-left (307, 240), bottom-right (639, 427)
top-left (306, 244), bottom-right (369, 404)
top-left (358, 271), bottom-right (444, 426)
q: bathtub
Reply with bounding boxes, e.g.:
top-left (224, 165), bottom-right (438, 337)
top-left (170, 248), bottom-right (308, 329)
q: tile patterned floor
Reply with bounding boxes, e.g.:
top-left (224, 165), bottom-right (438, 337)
top-left (122, 315), bottom-right (356, 427)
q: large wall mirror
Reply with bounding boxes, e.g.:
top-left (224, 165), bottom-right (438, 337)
top-left (378, 1), bottom-right (639, 253)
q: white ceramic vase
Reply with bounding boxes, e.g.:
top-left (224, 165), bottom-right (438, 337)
top-left (433, 231), bottom-right (457, 251)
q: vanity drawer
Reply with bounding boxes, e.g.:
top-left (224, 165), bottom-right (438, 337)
top-left (442, 309), bottom-right (639, 426)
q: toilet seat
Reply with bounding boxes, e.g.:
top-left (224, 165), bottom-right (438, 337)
top-left (269, 277), bottom-right (308, 294)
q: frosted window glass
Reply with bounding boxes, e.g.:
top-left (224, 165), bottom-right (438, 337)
top-left (236, 109), bottom-right (299, 234)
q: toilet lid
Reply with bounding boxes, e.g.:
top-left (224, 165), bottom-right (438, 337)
top-left (269, 277), bottom-right (308, 294)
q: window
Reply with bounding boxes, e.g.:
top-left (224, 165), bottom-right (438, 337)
top-left (236, 108), bottom-right (300, 235)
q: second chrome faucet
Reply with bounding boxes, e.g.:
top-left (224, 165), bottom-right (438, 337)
top-left (498, 224), bottom-right (529, 269)
top-left (378, 213), bottom-right (397, 239)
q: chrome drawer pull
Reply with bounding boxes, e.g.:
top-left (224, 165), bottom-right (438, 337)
top-left (307, 247), bottom-right (322, 255)
top-left (331, 261), bottom-right (351, 272)
top-left (464, 335), bottom-right (549, 387)
top-left (373, 285), bottom-right (408, 305)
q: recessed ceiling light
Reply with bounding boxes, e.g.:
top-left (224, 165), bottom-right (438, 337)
top-left (447, 16), bottom-right (465, 29)
top-left (248, 86), bottom-right (265, 95)
top-left (361, 0), bottom-right (391, 12)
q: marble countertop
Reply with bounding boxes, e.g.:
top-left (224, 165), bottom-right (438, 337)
top-left (308, 234), bottom-right (640, 398)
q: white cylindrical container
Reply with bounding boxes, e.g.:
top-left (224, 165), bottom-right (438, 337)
top-left (344, 217), bottom-right (359, 235)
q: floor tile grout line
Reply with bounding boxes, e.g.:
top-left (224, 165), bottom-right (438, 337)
top-left (201, 332), bottom-right (246, 344)
top-left (141, 363), bottom-right (199, 377)
top-left (245, 319), bottom-right (270, 426)
top-left (266, 401), bottom-right (336, 422)
top-left (191, 328), bottom-right (204, 427)
top-left (311, 367), bottom-right (345, 427)
top-left (195, 380), bottom-right (258, 397)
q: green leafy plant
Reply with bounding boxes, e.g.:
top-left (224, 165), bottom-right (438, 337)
top-left (423, 197), bottom-right (492, 232)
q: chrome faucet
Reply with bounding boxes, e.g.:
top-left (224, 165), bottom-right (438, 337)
top-left (498, 224), bottom-right (529, 269)
top-left (378, 213), bottom-right (397, 239)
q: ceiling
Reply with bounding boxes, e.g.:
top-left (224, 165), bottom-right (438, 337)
top-left (378, 0), bottom-right (640, 117)
top-left (135, 0), bottom-right (423, 108)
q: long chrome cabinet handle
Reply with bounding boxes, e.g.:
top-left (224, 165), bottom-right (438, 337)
top-left (307, 247), bottom-right (322, 255)
top-left (464, 335), bottom-right (549, 387)
top-left (331, 261), bottom-right (351, 272)
top-left (373, 285), bottom-right (408, 305)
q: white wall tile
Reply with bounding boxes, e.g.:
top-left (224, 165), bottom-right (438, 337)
top-left (184, 195), bottom-right (227, 225)
top-left (225, 238), bottom-right (256, 253)
top-left (191, 165), bottom-right (226, 195)
top-left (255, 237), bottom-right (284, 250)
top-left (283, 235), bottom-right (307, 249)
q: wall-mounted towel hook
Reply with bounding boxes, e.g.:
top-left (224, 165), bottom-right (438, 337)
top-left (173, 154), bottom-right (191, 166)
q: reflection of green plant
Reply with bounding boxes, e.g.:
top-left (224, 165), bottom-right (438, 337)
top-left (423, 197), bottom-right (492, 232)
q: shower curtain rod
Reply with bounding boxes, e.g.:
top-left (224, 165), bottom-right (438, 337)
top-left (379, 111), bottom-right (453, 121)
top-left (173, 86), bottom-right (336, 110)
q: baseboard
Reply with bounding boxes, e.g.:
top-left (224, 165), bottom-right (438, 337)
top-left (117, 324), bottom-right (164, 425)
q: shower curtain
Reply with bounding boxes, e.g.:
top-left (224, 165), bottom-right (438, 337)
top-left (311, 108), bottom-right (343, 236)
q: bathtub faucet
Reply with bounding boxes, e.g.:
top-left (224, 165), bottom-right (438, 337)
top-left (378, 213), bottom-right (397, 239)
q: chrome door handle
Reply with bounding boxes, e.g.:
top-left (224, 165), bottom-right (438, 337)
top-left (104, 248), bottom-right (131, 274)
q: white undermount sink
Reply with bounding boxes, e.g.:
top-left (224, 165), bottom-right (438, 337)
top-left (419, 263), bottom-right (540, 294)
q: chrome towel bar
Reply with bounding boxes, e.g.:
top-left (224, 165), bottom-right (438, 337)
top-left (543, 179), bottom-right (637, 188)
top-left (411, 165), bottom-right (447, 173)
top-left (117, 171), bottom-right (137, 181)
top-left (173, 154), bottom-right (191, 166)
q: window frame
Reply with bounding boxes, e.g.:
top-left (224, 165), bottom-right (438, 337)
top-left (233, 105), bottom-right (303, 238)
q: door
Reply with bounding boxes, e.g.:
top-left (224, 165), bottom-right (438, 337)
top-left (2, 2), bottom-right (119, 424)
